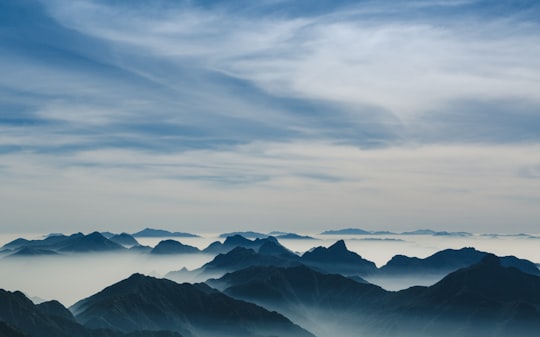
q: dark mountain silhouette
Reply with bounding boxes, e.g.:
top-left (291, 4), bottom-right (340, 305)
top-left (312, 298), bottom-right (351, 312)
top-left (207, 255), bottom-right (540, 337)
top-left (320, 228), bottom-right (372, 235)
top-left (218, 231), bottom-right (267, 239)
top-left (0, 321), bottom-right (28, 337)
top-left (400, 229), bottom-right (471, 236)
top-left (171, 239), bottom-right (377, 282)
top-left (167, 246), bottom-right (301, 281)
top-left (132, 228), bottom-right (199, 238)
top-left (150, 240), bottom-right (200, 255)
top-left (109, 233), bottom-right (139, 247)
top-left (59, 232), bottom-right (125, 253)
top-left (2, 234), bottom-right (81, 251)
top-left (202, 234), bottom-right (292, 255)
top-left (208, 264), bottom-right (387, 336)
top-left (320, 228), bottom-right (397, 235)
top-left (382, 255), bottom-right (540, 337)
top-left (276, 233), bottom-right (316, 240)
top-left (379, 247), bottom-right (540, 276)
top-left (210, 265), bottom-right (385, 311)
top-left (0, 289), bottom-right (181, 337)
top-left (1, 232), bottom-right (126, 254)
top-left (71, 273), bottom-right (314, 337)
top-left (301, 240), bottom-right (377, 276)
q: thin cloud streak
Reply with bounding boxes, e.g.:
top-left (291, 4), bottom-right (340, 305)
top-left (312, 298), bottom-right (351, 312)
top-left (1, 0), bottom-right (540, 233)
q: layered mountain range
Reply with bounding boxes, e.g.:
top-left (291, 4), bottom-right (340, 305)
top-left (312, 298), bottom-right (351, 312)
top-left (2, 231), bottom-right (540, 337)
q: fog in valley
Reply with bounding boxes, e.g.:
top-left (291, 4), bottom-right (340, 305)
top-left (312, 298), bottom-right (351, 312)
top-left (1, 231), bottom-right (539, 307)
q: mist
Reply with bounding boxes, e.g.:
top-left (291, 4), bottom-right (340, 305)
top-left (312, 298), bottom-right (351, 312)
top-left (1, 232), bottom-right (539, 306)
top-left (0, 251), bottom-right (213, 306)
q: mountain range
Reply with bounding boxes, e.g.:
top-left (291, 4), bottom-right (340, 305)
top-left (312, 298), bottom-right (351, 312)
top-left (207, 256), bottom-right (540, 337)
top-left (71, 273), bottom-right (314, 337)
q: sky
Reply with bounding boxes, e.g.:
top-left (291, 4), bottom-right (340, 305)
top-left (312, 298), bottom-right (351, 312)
top-left (1, 0), bottom-right (540, 234)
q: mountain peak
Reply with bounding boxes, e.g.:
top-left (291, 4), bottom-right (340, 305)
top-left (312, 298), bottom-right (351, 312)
top-left (329, 239), bottom-right (347, 251)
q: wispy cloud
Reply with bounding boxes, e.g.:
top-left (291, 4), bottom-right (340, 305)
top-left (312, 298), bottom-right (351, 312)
top-left (1, 0), bottom-right (540, 232)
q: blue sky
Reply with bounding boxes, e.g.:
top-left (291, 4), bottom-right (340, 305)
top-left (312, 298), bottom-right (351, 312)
top-left (1, 0), bottom-right (540, 234)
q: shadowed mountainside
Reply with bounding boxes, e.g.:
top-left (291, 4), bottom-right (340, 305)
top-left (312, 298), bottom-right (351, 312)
top-left (71, 273), bottom-right (315, 337)
top-left (0, 289), bottom-right (183, 337)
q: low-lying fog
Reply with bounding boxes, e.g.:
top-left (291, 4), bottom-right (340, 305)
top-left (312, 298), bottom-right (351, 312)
top-left (0, 232), bottom-right (539, 306)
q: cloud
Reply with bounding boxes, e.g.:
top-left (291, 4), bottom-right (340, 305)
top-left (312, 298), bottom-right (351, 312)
top-left (1, 0), bottom-right (540, 233)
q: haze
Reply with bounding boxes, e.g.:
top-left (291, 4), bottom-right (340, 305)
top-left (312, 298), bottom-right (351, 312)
top-left (1, 232), bottom-right (539, 306)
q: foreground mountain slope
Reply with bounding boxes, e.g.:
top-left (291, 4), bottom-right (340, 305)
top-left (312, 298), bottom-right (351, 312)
top-left (210, 255), bottom-right (540, 337)
top-left (71, 273), bottom-right (315, 337)
top-left (0, 289), bottom-right (181, 337)
top-left (378, 255), bottom-right (540, 337)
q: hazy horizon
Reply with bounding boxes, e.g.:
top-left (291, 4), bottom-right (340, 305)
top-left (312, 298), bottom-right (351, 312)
top-left (2, 230), bottom-right (539, 306)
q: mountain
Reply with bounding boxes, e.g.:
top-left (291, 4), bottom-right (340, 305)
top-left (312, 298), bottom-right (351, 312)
top-left (378, 247), bottom-right (540, 276)
top-left (6, 247), bottom-right (59, 258)
top-left (131, 228), bottom-right (199, 238)
top-left (208, 255), bottom-right (540, 337)
top-left (320, 228), bottom-right (397, 235)
top-left (210, 264), bottom-right (384, 310)
top-left (218, 231), bottom-right (268, 239)
top-left (202, 234), bottom-right (292, 255)
top-left (171, 239), bottom-right (376, 282)
top-left (1, 232), bottom-right (125, 254)
top-left (58, 232), bottom-right (125, 253)
top-left (301, 240), bottom-right (377, 276)
top-left (385, 255), bottom-right (540, 337)
top-left (0, 289), bottom-right (180, 337)
top-left (276, 233), bottom-right (316, 240)
top-left (320, 228), bottom-right (372, 235)
top-left (400, 229), bottom-right (471, 236)
top-left (208, 264), bottom-right (385, 336)
top-left (150, 240), bottom-right (200, 254)
top-left (71, 273), bottom-right (315, 337)
top-left (109, 233), bottom-right (139, 247)
top-left (168, 246), bottom-right (300, 281)
top-left (0, 322), bottom-right (28, 337)
top-left (2, 234), bottom-right (81, 251)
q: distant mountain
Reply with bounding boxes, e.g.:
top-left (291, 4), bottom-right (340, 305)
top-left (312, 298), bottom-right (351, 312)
top-left (1, 232), bottom-right (126, 254)
top-left (2, 234), bottom-right (79, 251)
top-left (275, 233), bottom-right (316, 240)
top-left (171, 239), bottom-right (377, 281)
top-left (109, 233), bottom-right (139, 247)
top-left (301, 240), bottom-right (377, 276)
top-left (131, 228), bottom-right (199, 238)
top-left (320, 228), bottom-right (372, 235)
top-left (0, 289), bottom-right (181, 337)
top-left (58, 232), bottom-right (125, 253)
top-left (378, 247), bottom-right (540, 276)
top-left (71, 273), bottom-right (314, 337)
top-left (218, 231), bottom-right (267, 239)
top-left (202, 235), bottom-right (291, 255)
top-left (168, 246), bottom-right (300, 281)
top-left (150, 240), bottom-right (200, 255)
top-left (99, 232), bottom-right (115, 239)
top-left (400, 229), bottom-right (471, 236)
top-left (6, 247), bottom-right (59, 258)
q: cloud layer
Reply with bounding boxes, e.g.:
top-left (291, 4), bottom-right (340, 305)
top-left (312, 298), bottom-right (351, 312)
top-left (1, 0), bottom-right (540, 233)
